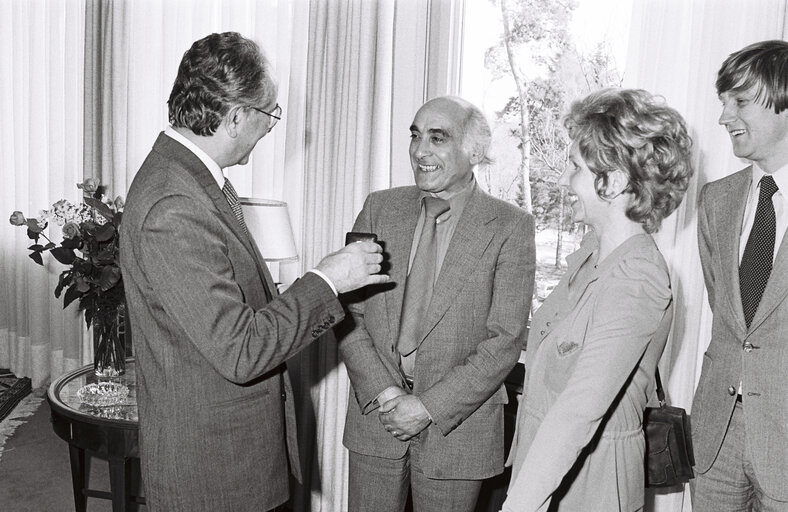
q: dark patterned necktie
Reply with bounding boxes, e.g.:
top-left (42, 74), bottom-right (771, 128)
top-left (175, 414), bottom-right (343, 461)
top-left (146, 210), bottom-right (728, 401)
top-left (222, 178), bottom-right (249, 237)
top-left (397, 196), bottom-right (450, 356)
top-left (739, 175), bottom-right (778, 328)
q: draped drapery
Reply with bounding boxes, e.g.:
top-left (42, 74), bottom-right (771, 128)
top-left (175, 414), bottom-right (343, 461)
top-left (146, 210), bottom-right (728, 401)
top-left (0, 0), bottom-right (89, 389)
top-left (288, 0), bottom-right (397, 508)
top-left (623, 1), bottom-right (788, 511)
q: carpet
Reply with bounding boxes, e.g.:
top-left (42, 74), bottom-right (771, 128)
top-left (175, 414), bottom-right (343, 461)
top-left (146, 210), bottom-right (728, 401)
top-left (0, 369), bottom-right (32, 423)
top-left (0, 387), bottom-right (44, 463)
top-left (0, 391), bottom-right (117, 512)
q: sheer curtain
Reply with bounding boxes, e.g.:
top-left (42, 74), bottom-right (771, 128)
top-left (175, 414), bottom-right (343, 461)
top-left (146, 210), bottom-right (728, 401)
top-left (0, 0), bottom-right (89, 389)
top-left (287, 1), bottom-right (395, 509)
top-left (84, 0), bottom-right (299, 203)
top-left (623, 1), bottom-right (788, 510)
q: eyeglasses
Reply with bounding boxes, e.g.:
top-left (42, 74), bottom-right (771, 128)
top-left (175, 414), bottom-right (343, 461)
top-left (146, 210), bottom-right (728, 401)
top-left (250, 104), bottom-right (282, 133)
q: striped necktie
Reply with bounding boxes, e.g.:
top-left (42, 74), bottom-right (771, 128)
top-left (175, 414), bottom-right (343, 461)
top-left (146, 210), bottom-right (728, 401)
top-left (222, 178), bottom-right (249, 237)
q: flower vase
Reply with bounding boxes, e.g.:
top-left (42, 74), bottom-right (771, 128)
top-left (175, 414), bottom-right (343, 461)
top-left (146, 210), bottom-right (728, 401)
top-left (93, 306), bottom-right (126, 378)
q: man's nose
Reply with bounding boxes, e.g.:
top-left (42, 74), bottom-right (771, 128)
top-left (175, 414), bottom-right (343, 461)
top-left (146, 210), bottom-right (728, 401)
top-left (719, 104), bottom-right (735, 125)
top-left (414, 138), bottom-right (431, 157)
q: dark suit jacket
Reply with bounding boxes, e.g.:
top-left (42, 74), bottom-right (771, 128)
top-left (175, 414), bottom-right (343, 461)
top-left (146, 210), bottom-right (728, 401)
top-left (120, 133), bottom-right (344, 511)
top-left (693, 167), bottom-right (788, 500)
top-left (339, 185), bottom-right (535, 479)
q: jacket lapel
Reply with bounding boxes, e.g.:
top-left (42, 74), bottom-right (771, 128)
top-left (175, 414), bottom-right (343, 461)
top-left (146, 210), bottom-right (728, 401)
top-left (385, 189), bottom-right (422, 339)
top-left (748, 223), bottom-right (788, 333)
top-left (418, 187), bottom-right (496, 343)
top-left (154, 133), bottom-right (275, 300)
top-left (713, 169), bottom-right (751, 336)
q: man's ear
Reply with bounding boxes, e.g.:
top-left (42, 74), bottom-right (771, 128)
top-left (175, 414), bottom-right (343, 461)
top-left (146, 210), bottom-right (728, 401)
top-left (224, 107), bottom-right (244, 138)
top-left (469, 146), bottom-right (484, 166)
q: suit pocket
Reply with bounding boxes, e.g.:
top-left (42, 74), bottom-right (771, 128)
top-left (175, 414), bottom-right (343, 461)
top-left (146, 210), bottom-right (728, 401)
top-left (693, 353), bottom-right (713, 405)
top-left (545, 338), bottom-right (581, 393)
top-left (485, 384), bottom-right (509, 405)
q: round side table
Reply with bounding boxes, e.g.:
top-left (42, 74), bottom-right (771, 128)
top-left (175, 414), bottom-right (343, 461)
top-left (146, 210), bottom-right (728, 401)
top-left (47, 358), bottom-right (144, 512)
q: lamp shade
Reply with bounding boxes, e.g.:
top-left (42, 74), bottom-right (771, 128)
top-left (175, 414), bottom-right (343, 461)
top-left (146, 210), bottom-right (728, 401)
top-left (239, 198), bottom-right (298, 262)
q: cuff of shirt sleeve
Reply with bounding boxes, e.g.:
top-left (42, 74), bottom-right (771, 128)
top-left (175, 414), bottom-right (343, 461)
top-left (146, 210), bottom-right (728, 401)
top-left (307, 268), bottom-right (338, 296)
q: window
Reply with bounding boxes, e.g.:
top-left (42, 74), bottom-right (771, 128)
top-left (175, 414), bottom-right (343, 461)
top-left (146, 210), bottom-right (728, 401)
top-left (459, 0), bottom-right (631, 307)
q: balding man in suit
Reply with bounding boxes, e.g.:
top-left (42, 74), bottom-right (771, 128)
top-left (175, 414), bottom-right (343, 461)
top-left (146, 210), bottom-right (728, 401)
top-left (692, 40), bottom-right (788, 511)
top-left (339, 96), bottom-right (535, 512)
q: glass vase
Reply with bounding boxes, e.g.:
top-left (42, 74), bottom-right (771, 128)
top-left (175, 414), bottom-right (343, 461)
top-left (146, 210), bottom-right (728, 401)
top-left (93, 305), bottom-right (126, 378)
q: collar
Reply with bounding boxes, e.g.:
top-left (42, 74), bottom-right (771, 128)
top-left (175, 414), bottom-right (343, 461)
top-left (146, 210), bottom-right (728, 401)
top-left (417, 179), bottom-right (476, 223)
top-left (752, 161), bottom-right (788, 196)
top-left (164, 126), bottom-right (225, 188)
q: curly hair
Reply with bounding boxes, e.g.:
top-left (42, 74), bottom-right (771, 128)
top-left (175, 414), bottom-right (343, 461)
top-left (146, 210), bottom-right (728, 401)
top-left (716, 40), bottom-right (788, 114)
top-left (167, 32), bottom-right (277, 136)
top-left (564, 88), bottom-right (694, 234)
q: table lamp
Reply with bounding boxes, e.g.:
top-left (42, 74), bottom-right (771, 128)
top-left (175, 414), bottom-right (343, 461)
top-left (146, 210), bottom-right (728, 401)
top-left (239, 198), bottom-right (299, 262)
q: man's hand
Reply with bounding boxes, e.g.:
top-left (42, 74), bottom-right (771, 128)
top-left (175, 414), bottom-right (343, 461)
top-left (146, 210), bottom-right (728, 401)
top-left (376, 385), bottom-right (407, 408)
top-left (378, 395), bottom-right (431, 441)
top-left (315, 241), bottom-right (389, 293)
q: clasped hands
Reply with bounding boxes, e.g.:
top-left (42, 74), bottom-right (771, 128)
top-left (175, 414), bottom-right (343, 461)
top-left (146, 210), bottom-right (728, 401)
top-left (377, 386), bottom-right (431, 441)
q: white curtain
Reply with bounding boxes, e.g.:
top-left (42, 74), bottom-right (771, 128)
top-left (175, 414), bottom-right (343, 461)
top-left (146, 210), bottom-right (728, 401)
top-left (623, 1), bottom-right (788, 511)
top-left (85, 0), bottom-right (299, 202)
top-left (0, 0), bottom-right (89, 389)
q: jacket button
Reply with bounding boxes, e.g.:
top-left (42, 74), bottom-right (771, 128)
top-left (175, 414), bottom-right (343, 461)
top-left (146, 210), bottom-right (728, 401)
top-left (728, 386), bottom-right (736, 396)
top-left (743, 342), bottom-right (753, 353)
top-left (540, 330), bottom-right (545, 335)
top-left (546, 322), bottom-right (551, 327)
top-left (311, 330), bottom-right (320, 338)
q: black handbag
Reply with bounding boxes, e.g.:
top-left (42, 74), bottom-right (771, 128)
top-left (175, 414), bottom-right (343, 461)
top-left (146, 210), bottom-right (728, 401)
top-left (643, 368), bottom-right (695, 487)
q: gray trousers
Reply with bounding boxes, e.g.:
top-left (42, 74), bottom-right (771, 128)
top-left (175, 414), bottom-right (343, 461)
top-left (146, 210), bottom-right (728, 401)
top-left (348, 449), bottom-right (482, 512)
top-left (692, 401), bottom-right (788, 511)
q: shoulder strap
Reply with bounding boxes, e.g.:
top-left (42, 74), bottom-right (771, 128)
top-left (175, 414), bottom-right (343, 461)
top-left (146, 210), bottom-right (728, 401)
top-left (655, 368), bottom-right (666, 406)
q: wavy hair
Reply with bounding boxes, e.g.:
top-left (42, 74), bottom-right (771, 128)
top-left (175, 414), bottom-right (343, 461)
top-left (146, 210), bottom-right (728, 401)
top-left (167, 32), bottom-right (277, 136)
top-left (716, 40), bottom-right (788, 114)
top-left (564, 88), bottom-right (694, 233)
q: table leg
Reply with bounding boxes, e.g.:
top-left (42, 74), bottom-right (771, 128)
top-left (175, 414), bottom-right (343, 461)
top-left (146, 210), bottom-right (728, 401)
top-left (108, 457), bottom-right (127, 512)
top-left (67, 444), bottom-right (87, 512)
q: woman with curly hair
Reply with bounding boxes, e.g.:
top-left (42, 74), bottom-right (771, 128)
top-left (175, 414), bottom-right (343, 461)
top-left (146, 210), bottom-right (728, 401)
top-left (501, 88), bottom-right (694, 512)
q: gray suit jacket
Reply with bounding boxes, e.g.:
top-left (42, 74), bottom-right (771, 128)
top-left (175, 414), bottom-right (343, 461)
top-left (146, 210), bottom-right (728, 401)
top-left (693, 166), bottom-right (788, 500)
top-left (120, 133), bottom-right (344, 511)
top-left (339, 185), bottom-right (535, 479)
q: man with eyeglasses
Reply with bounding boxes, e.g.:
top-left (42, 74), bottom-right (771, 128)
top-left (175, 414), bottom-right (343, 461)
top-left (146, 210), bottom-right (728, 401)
top-left (120, 32), bottom-right (388, 512)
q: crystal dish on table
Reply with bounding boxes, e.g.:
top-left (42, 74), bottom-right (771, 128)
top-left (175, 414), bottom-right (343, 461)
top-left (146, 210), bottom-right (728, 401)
top-left (76, 381), bottom-right (130, 407)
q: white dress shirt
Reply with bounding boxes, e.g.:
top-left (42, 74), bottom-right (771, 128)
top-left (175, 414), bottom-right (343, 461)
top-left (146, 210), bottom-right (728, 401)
top-left (738, 162), bottom-right (788, 263)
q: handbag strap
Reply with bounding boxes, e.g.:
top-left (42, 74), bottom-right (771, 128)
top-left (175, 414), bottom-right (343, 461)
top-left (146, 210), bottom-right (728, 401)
top-left (655, 368), bottom-right (666, 406)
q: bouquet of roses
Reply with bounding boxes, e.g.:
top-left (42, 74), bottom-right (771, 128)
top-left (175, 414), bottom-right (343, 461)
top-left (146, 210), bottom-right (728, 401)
top-left (9, 178), bottom-right (125, 330)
